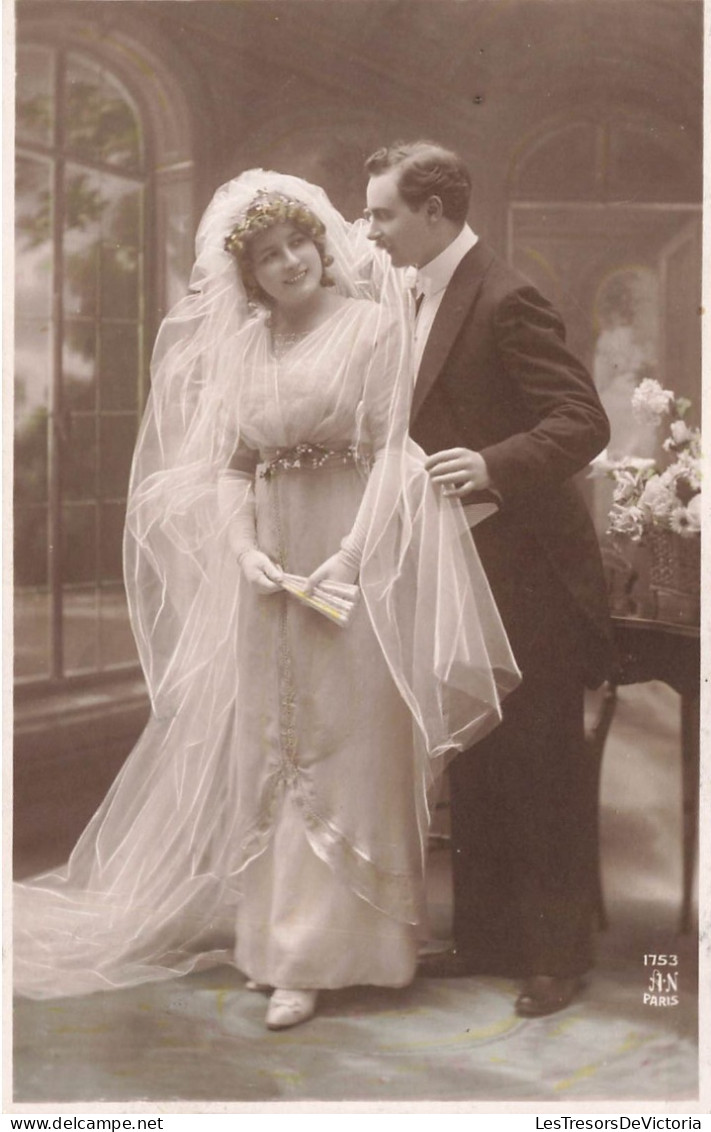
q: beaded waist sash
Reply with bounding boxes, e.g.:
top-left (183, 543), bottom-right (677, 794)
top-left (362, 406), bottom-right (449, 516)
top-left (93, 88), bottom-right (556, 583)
top-left (259, 442), bottom-right (360, 480)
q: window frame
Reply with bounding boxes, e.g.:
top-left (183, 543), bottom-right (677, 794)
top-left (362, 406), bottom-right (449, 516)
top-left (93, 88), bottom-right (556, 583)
top-left (15, 42), bottom-right (152, 692)
top-left (15, 11), bottom-right (199, 699)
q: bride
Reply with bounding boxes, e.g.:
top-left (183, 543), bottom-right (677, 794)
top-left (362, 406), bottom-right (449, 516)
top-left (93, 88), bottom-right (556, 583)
top-left (14, 171), bottom-right (519, 1029)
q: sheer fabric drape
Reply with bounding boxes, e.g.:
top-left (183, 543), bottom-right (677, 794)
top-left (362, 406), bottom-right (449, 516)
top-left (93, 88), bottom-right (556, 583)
top-left (14, 172), bottom-right (519, 999)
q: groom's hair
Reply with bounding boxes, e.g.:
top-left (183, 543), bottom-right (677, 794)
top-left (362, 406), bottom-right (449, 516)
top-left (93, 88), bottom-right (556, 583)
top-left (365, 141), bottom-right (471, 225)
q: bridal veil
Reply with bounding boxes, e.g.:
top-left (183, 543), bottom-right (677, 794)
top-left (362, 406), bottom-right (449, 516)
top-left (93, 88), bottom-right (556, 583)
top-left (14, 171), bottom-right (519, 999)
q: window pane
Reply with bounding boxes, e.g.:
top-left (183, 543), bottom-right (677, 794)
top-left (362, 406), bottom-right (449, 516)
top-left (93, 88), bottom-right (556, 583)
top-left (101, 176), bottom-right (142, 319)
top-left (14, 589), bottom-right (51, 679)
top-left (64, 586), bottom-right (98, 674)
top-left (17, 46), bottom-right (53, 147)
top-left (99, 502), bottom-right (125, 581)
top-left (16, 44), bottom-right (149, 685)
top-left (65, 54), bottom-right (143, 171)
top-left (63, 164), bottom-right (101, 316)
top-left (99, 415), bottom-right (138, 498)
top-left (15, 319), bottom-right (51, 494)
top-left (64, 167), bottom-right (143, 320)
top-left (99, 584), bottom-right (138, 668)
top-left (63, 415), bottom-right (97, 501)
top-left (14, 504), bottom-right (48, 587)
top-left (63, 320), bottom-right (97, 410)
top-left (99, 324), bottom-right (138, 410)
top-left (104, 175), bottom-right (141, 245)
top-left (62, 502), bottom-right (97, 584)
top-left (102, 240), bottom-right (140, 320)
top-left (15, 318), bottom-right (51, 424)
top-left (14, 403), bottom-right (48, 507)
top-left (16, 155), bottom-right (53, 319)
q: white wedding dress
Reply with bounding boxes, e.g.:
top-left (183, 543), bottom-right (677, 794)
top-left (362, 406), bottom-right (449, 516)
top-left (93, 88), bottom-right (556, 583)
top-left (230, 302), bottom-right (424, 988)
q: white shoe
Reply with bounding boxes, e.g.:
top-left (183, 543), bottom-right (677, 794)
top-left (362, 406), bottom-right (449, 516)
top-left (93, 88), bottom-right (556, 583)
top-left (265, 988), bottom-right (318, 1030)
top-left (245, 979), bottom-right (270, 992)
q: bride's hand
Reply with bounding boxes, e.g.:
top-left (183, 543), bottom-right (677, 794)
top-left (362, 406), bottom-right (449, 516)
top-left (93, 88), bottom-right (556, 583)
top-left (304, 552), bottom-right (358, 595)
top-left (239, 549), bottom-right (283, 594)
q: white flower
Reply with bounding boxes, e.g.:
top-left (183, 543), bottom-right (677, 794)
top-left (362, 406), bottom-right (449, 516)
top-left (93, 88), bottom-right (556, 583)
top-left (631, 378), bottom-right (675, 426)
top-left (669, 420), bottom-right (693, 445)
top-left (613, 473), bottom-right (643, 505)
top-left (676, 450), bottom-right (702, 492)
top-left (659, 466), bottom-right (678, 490)
top-left (603, 381), bottom-right (701, 540)
top-left (639, 474), bottom-right (675, 518)
top-left (609, 503), bottom-right (645, 540)
top-left (669, 506), bottom-right (698, 536)
top-left (685, 492), bottom-right (703, 531)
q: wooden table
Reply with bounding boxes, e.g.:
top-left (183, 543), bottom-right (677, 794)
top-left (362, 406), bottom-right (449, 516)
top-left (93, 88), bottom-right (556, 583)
top-left (587, 615), bottom-right (701, 932)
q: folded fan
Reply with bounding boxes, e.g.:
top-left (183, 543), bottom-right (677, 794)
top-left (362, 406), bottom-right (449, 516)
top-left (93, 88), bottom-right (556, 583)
top-left (279, 573), bottom-right (360, 627)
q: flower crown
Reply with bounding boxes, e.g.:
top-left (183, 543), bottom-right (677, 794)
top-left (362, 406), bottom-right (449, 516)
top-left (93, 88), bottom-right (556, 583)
top-left (223, 191), bottom-right (326, 259)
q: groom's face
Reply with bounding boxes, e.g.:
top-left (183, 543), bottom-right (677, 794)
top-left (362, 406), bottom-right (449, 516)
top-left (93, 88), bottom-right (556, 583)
top-left (365, 170), bottom-right (431, 268)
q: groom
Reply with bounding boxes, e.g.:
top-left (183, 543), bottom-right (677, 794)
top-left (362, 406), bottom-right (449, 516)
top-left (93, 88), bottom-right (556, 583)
top-left (364, 141), bottom-right (612, 1017)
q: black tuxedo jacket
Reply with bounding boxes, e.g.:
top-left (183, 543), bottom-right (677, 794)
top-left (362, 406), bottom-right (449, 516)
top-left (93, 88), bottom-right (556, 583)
top-left (410, 240), bottom-right (612, 681)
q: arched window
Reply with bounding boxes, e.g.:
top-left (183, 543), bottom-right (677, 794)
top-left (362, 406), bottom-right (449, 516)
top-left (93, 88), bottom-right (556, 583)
top-left (507, 115), bottom-right (701, 409)
top-left (15, 26), bottom-right (198, 690)
top-left (507, 113), bottom-right (701, 537)
top-left (15, 44), bottom-right (148, 684)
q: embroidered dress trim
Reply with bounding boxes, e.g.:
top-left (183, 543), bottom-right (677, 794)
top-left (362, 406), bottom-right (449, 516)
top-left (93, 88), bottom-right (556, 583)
top-left (259, 443), bottom-right (358, 480)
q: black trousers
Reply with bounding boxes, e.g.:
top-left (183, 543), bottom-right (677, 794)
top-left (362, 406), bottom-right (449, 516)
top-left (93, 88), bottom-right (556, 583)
top-left (448, 554), bottom-right (598, 978)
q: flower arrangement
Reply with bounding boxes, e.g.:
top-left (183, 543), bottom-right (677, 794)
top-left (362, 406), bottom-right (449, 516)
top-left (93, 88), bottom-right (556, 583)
top-left (591, 378), bottom-right (702, 542)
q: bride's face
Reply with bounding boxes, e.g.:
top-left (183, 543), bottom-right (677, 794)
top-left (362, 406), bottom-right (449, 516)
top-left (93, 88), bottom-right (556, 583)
top-left (249, 222), bottom-right (324, 309)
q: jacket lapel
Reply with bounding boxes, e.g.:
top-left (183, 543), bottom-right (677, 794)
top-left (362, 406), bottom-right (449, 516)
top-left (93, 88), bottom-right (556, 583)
top-left (411, 241), bottom-right (495, 423)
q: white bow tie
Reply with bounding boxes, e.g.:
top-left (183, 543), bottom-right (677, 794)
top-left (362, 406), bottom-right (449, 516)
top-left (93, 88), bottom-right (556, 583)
top-left (416, 275), bottom-right (436, 301)
top-left (403, 266), bottom-right (418, 291)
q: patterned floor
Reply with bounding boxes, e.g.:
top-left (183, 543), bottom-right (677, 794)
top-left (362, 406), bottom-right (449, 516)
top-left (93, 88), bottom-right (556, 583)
top-left (11, 682), bottom-right (702, 1108)
top-left (13, 941), bottom-right (698, 1105)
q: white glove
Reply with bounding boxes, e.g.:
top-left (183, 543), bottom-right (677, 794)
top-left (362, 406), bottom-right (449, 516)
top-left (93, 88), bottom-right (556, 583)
top-left (217, 470), bottom-right (282, 594)
top-left (303, 550), bottom-right (359, 595)
top-left (305, 448), bottom-right (392, 593)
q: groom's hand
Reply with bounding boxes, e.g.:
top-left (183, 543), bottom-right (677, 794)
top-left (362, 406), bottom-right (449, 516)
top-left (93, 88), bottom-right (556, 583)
top-left (424, 448), bottom-right (492, 497)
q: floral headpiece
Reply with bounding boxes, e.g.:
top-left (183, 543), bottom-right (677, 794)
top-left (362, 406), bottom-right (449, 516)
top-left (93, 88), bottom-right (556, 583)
top-left (223, 191), bottom-right (326, 259)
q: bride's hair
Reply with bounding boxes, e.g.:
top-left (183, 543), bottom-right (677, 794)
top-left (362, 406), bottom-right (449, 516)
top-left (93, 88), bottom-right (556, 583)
top-left (223, 191), bottom-right (335, 306)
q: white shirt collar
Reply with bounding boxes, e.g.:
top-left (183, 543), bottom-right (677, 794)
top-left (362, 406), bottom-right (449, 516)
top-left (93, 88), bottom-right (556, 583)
top-left (416, 224), bottom-right (478, 298)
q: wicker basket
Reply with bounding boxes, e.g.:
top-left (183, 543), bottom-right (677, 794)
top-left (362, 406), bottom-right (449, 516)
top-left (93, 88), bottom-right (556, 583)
top-left (648, 527), bottom-right (701, 625)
